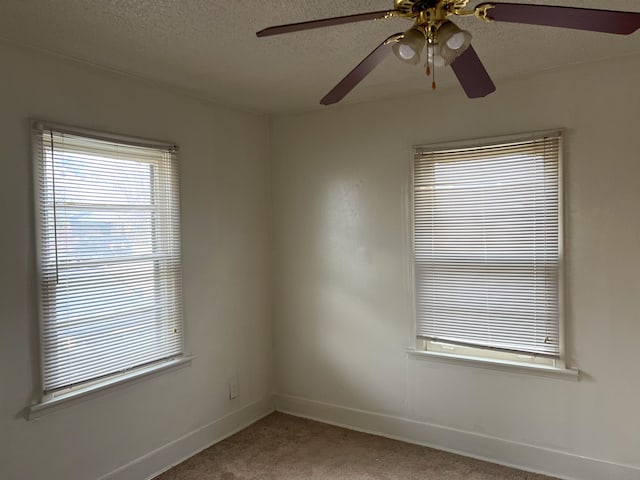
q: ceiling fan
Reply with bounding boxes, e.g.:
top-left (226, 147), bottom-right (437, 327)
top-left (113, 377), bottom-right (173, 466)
top-left (256, 1), bottom-right (640, 105)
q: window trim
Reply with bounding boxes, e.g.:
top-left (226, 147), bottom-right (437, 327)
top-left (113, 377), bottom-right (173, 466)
top-left (32, 120), bottom-right (179, 152)
top-left (408, 129), bottom-right (572, 373)
top-left (28, 356), bottom-right (193, 420)
top-left (30, 120), bottom-right (189, 413)
top-left (406, 348), bottom-right (578, 380)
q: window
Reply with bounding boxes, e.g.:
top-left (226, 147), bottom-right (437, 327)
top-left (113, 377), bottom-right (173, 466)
top-left (412, 131), bottom-right (562, 366)
top-left (33, 122), bottom-right (184, 399)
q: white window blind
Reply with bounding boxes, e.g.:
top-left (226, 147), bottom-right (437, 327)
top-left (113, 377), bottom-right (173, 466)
top-left (413, 132), bottom-right (561, 358)
top-left (33, 123), bottom-right (184, 395)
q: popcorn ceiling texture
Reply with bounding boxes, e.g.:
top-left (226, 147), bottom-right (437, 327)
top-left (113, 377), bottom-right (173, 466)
top-left (155, 412), bottom-right (558, 480)
top-left (0, 0), bottom-right (639, 112)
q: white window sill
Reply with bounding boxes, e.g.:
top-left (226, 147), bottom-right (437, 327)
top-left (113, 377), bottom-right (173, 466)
top-left (407, 349), bottom-right (579, 381)
top-left (28, 356), bottom-right (193, 420)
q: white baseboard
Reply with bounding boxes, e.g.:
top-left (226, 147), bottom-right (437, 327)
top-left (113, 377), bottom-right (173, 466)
top-left (100, 397), bottom-right (275, 480)
top-left (274, 394), bottom-right (640, 480)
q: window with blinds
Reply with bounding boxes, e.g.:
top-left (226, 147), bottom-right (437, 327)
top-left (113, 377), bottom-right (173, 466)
top-left (32, 123), bottom-right (184, 396)
top-left (413, 132), bottom-right (562, 361)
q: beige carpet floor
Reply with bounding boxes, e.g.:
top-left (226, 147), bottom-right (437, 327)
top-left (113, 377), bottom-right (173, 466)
top-left (155, 412), bottom-right (558, 480)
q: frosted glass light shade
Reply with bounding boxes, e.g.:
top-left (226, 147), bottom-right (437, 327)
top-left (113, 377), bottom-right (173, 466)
top-left (437, 22), bottom-right (472, 65)
top-left (392, 28), bottom-right (426, 65)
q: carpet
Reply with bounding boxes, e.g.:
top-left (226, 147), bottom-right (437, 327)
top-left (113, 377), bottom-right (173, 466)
top-left (155, 412), bottom-right (558, 479)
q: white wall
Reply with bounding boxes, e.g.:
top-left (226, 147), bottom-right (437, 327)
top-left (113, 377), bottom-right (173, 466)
top-left (271, 54), bottom-right (640, 479)
top-left (0, 44), bottom-right (273, 480)
top-left (3, 38), bottom-right (640, 480)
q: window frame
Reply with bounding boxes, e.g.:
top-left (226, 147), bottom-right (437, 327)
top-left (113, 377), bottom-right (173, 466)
top-left (30, 120), bottom-right (190, 416)
top-left (408, 130), bottom-right (569, 372)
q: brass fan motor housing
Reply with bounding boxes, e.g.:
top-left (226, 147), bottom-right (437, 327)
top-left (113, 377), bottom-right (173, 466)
top-left (393, 0), bottom-right (470, 17)
top-left (391, 0), bottom-right (491, 41)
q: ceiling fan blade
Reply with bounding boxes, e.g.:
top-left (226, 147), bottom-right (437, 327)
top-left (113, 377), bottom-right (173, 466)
top-left (256, 10), bottom-right (394, 37)
top-left (450, 46), bottom-right (496, 99)
top-left (320, 34), bottom-right (400, 106)
top-left (478, 2), bottom-right (640, 35)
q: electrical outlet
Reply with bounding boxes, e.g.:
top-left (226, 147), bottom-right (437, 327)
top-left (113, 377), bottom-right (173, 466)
top-left (228, 374), bottom-right (238, 400)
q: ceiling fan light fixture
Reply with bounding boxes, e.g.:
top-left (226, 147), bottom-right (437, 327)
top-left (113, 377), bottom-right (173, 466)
top-left (257, 0), bottom-right (640, 104)
top-left (392, 27), bottom-right (426, 65)
top-left (437, 21), bottom-right (472, 65)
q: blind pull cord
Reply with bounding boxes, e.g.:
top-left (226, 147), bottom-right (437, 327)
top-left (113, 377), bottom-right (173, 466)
top-left (49, 130), bottom-right (60, 284)
top-left (543, 137), bottom-right (549, 343)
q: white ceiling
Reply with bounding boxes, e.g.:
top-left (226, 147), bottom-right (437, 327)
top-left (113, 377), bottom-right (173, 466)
top-left (1, 0), bottom-right (639, 113)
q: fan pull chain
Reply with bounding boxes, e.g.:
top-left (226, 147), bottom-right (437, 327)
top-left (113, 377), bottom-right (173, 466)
top-left (425, 41), bottom-right (431, 77)
top-left (431, 43), bottom-right (437, 91)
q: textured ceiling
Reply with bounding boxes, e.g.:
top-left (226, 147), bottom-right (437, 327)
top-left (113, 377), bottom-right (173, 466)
top-left (1, 0), bottom-right (639, 112)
